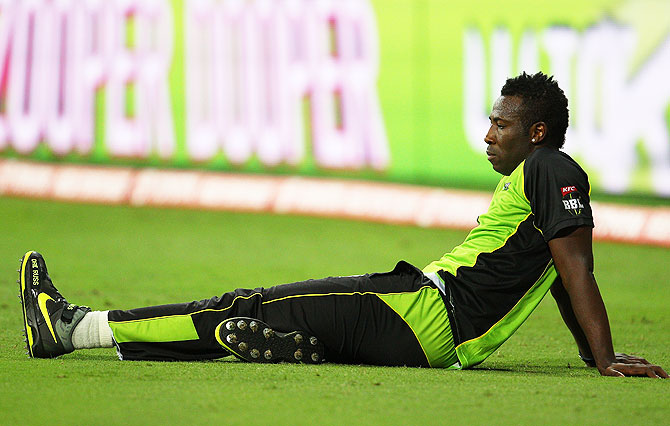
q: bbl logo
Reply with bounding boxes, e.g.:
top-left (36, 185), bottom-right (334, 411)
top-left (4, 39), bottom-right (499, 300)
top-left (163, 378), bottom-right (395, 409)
top-left (561, 186), bottom-right (584, 216)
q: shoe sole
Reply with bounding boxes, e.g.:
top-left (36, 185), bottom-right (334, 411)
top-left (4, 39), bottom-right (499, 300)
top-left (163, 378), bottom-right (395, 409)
top-left (215, 317), bottom-right (325, 364)
top-left (18, 251), bottom-right (36, 357)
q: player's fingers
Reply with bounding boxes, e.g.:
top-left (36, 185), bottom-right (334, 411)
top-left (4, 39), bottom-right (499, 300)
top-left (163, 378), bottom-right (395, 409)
top-left (604, 366), bottom-right (625, 377)
top-left (652, 365), bottom-right (669, 379)
top-left (606, 363), bottom-right (667, 378)
top-left (645, 367), bottom-right (660, 378)
top-left (630, 356), bottom-right (650, 365)
top-left (609, 363), bottom-right (652, 377)
top-left (630, 364), bottom-right (665, 378)
top-left (615, 353), bottom-right (650, 364)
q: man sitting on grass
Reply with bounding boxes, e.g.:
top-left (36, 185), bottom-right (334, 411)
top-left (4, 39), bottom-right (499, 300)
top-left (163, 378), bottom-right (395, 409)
top-left (18, 72), bottom-right (667, 378)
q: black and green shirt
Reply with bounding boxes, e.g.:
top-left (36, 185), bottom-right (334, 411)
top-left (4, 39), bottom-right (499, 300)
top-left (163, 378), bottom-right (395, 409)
top-left (424, 147), bottom-right (593, 368)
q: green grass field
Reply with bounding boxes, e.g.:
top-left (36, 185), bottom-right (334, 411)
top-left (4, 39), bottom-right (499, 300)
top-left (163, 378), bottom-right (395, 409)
top-left (1, 197), bottom-right (668, 425)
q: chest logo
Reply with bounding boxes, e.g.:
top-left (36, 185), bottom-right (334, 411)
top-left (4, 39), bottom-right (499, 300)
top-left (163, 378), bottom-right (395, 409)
top-left (503, 182), bottom-right (511, 191)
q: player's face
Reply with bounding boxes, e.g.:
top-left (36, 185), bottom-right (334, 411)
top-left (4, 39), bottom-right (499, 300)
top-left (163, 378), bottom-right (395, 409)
top-left (485, 96), bottom-right (536, 176)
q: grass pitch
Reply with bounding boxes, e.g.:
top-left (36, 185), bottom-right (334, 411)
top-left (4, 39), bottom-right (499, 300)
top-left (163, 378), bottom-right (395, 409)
top-left (0, 197), bottom-right (668, 425)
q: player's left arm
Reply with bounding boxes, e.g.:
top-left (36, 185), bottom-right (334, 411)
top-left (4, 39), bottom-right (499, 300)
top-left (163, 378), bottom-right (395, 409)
top-left (547, 225), bottom-right (668, 378)
top-left (551, 275), bottom-right (652, 368)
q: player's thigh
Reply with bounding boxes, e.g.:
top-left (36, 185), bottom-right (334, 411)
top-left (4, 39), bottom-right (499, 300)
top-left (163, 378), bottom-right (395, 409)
top-left (259, 262), bottom-right (431, 366)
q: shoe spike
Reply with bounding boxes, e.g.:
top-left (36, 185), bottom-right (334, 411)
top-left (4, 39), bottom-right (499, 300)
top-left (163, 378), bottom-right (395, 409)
top-left (225, 321), bottom-right (235, 331)
top-left (264, 350), bottom-right (272, 360)
top-left (311, 353), bottom-right (320, 362)
top-left (226, 333), bottom-right (237, 344)
top-left (263, 328), bottom-right (274, 339)
top-left (294, 334), bottom-right (303, 344)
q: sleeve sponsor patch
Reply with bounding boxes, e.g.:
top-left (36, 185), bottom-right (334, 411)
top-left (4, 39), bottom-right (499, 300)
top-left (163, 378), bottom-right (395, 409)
top-left (561, 186), bottom-right (585, 215)
top-left (523, 150), bottom-right (594, 241)
top-left (561, 186), bottom-right (577, 196)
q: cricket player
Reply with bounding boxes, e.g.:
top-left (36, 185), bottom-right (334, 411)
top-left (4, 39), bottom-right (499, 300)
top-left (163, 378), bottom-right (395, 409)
top-left (18, 72), bottom-right (668, 378)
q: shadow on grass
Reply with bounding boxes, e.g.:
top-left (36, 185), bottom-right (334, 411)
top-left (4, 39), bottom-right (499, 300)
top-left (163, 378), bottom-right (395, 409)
top-left (467, 363), bottom-right (595, 377)
top-left (13, 350), bottom-right (593, 379)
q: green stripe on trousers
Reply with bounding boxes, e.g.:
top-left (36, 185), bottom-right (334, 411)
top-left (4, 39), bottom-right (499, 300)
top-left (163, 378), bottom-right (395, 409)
top-left (377, 286), bottom-right (457, 368)
top-left (109, 315), bottom-right (199, 343)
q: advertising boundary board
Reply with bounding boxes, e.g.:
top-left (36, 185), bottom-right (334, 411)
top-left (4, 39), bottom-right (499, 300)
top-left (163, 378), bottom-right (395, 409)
top-left (2, 158), bottom-right (669, 248)
top-left (1, 0), bottom-right (670, 198)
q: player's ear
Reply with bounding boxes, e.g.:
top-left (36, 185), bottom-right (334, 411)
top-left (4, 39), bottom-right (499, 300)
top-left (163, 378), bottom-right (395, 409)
top-left (530, 122), bottom-right (546, 145)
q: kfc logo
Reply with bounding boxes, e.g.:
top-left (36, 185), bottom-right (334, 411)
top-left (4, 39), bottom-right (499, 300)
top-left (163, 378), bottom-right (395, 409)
top-left (561, 186), bottom-right (577, 196)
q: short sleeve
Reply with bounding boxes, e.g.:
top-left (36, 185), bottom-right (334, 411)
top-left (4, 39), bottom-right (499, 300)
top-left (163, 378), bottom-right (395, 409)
top-left (523, 149), bottom-right (594, 241)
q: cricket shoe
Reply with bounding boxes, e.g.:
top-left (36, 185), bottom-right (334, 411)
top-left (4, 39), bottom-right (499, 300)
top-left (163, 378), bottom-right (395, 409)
top-left (18, 251), bottom-right (91, 358)
top-left (215, 317), bottom-right (325, 364)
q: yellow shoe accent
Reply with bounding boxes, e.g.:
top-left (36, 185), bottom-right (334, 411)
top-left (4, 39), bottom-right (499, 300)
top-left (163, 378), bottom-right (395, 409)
top-left (20, 252), bottom-right (35, 355)
top-left (214, 322), bottom-right (227, 348)
top-left (37, 293), bottom-right (58, 343)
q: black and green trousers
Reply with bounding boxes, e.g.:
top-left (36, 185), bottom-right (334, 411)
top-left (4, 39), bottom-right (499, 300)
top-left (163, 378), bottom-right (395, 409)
top-left (107, 261), bottom-right (458, 368)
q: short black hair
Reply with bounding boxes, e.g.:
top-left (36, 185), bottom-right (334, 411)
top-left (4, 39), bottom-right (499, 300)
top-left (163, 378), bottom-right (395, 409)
top-left (500, 72), bottom-right (569, 149)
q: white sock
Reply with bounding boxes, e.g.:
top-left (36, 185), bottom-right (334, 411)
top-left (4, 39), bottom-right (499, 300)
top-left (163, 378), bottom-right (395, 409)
top-left (72, 311), bottom-right (114, 349)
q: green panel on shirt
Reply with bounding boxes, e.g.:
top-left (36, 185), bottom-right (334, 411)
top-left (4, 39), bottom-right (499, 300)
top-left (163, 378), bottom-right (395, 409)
top-left (423, 160), bottom-right (530, 274)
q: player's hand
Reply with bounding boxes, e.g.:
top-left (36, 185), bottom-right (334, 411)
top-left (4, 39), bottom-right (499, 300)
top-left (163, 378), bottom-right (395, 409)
top-left (600, 356), bottom-right (668, 378)
top-left (614, 352), bottom-right (650, 365)
top-left (581, 353), bottom-right (647, 368)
